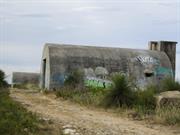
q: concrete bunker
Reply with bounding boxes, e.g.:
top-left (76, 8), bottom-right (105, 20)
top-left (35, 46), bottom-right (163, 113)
top-left (12, 72), bottom-right (40, 87)
top-left (40, 41), bottom-right (177, 90)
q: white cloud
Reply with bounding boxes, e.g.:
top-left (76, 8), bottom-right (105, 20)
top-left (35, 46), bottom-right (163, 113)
top-left (56, 26), bottom-right (66, 31)
top-left (72, 6), bottom-right (104, 12)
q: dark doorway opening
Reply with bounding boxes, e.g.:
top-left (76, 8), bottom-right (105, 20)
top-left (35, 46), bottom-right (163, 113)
top-left (42, 59), bottom-right (46, 88)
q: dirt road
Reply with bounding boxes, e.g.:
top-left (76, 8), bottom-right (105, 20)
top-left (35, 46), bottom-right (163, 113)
top-left (10, 89), bottom-right (180, 135)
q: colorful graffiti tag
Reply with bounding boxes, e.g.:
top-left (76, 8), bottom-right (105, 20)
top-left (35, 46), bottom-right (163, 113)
top-left (84, 77), bottom-right (112, 88)
top-left (84, 67), bottom-right (112, 88)
top-left (155, 67), bottom-right (174, 77)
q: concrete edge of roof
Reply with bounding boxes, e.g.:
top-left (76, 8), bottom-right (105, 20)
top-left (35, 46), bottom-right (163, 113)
top-left (44, 43), bottom-right (149, 52)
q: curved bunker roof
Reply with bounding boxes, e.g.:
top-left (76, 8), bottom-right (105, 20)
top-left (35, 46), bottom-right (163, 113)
top-left (40, 43), bottom-right (174, 90)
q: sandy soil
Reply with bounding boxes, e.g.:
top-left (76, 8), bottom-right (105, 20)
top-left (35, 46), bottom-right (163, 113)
top-left (10, 89), bottom-right (180, 135)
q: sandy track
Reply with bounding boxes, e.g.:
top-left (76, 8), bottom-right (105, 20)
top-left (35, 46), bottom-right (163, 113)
top-left (10, 89), bottom-right (180, 135)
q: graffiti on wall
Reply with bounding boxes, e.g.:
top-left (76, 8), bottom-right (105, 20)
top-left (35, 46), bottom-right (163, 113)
top-left (84, 67), bottom-right (109, 78)
top-left (84, 77), bottom-right (112, 88)
top-left (52, 73), bottom-right (66, 85)
top-left (132, 55), bottom-right (160, 66)
top-left (131, 55), bottom-right (174, 87)
top-left (84, 67), bottom-right (112, 88)
top-left (52, 55), bottom-right (174, 88)
top-left (155, 67), bottom-right (173, 78)
top-left (51, 67), bottom-right (112, 88)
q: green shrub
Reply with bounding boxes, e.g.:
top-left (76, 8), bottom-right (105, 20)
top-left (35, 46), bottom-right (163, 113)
top-left (56, 86), bottom-right (75, 99)
top-left (87, 86), bottom-right (107, 95)
top-left (134, 85), bottom-right (157, 110)
top-left (160, 76), bottom-right (180, 92)
top-left (102, 73), bottom-right (135, 107)
top-left (0, 90), bottom-right (39, 135)
top-left (56, 86), bottom-right (106, 106)
top-left (0, 70), bottom-right (8, 88)
top-left (64, 70), bottom-right (84, 88)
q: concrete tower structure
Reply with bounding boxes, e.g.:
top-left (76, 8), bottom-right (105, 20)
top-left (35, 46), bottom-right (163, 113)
top-left (148, 41), bottom-right (177, 77)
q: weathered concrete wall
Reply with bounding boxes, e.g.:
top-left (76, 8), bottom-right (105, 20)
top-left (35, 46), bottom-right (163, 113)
top-left (40, 42), bottom-right (176, 90)
top-left (12, 72), bottom-right (40, 85)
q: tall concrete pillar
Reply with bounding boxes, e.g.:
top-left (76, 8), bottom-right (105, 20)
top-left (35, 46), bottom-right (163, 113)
top-left (148, 41), bottom-right (177, 78)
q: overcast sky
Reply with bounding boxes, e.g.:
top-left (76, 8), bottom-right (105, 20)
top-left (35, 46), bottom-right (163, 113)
top-left (0, 0), bottom-right (180, 83)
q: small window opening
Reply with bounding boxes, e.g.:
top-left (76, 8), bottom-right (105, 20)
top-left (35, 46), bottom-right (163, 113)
top-left (144, 72), bottom-right (154, 77)
top-left (144, 69), bottom-right (154, 77)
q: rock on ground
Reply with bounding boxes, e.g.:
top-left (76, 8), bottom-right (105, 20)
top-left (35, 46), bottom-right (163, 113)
top-left (156, 91), bottom-right (180, 108)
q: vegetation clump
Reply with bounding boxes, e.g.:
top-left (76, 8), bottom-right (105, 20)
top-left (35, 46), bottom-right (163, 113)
top-left (160, 76), bottom-right (180, 92)
top-left (13, 83), bottom-right (39, 90)
top-left (0, 90), bottom-right (39, 135)
top-left (56, 86), bottom-right (106, 106)
top-left (102, 73), bottom-right (135, 107)
top-left (0, 69), bottom-right (55, 135)
top-left (64, 69), bottom-right (84, 88)
top-left (0, 70), bottom-right (8, 88)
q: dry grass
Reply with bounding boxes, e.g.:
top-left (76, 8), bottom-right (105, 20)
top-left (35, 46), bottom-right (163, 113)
top-left (155, 106), bottom-right (180, 125)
